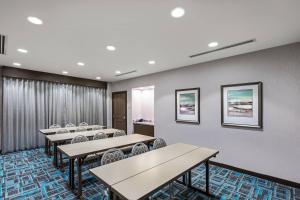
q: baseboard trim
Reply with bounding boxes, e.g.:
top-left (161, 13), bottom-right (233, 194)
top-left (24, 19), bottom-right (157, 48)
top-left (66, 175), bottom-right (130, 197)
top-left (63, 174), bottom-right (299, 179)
top-left (209, 161), bottom-right (300, 189)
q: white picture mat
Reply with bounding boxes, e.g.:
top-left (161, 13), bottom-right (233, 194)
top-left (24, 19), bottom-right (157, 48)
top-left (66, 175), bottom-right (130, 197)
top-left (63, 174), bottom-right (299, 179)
top-left (176, 90), bottom-right (199, 121)
top-left (223, 84), bottom-right (259, 126)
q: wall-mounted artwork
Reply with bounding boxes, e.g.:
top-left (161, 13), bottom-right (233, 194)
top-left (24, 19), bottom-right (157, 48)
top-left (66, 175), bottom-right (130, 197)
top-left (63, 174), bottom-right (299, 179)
top-left (221, 82), bottom-right (263, 129)
top-left (175, 88), bottom-right (200, 124)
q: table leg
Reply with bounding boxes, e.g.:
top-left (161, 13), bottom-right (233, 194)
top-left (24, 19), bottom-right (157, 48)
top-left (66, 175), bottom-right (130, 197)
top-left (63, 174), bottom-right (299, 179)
top-left (175, 161), bottom-right (213, 197)
top-left (183, 174), bottom-right (186, 185)
top-left (45, 137), bottom-right (49, 154)
top-left (48, 140), bottom-right (53, 156)
top-left (77, 157), bottom-right (83, 197)
top-left (69, 158), bottom-right (75, 190)
top-left (59, 151), bottom-right (65, 172)
top-left (187, 170), bottom-right (192, 187)
top-left (205, 160), bottom-right (210, 195)
top-left (109, 190), bottom-right (114, 200)
top-left (53, 143), bottom-right (58, 168)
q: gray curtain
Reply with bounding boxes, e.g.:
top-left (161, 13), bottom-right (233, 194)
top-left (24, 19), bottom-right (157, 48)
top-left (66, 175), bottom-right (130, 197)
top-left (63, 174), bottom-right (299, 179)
top-left (2, 77), bottom-right (107, 153)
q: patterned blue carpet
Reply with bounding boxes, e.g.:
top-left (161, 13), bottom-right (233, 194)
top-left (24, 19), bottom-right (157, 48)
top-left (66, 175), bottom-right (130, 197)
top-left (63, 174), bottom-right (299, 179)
top-left (1, 148), bottom-right (299, 200)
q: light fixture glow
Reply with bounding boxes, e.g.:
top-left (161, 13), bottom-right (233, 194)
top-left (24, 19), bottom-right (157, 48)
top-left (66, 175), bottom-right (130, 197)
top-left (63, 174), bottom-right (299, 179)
top-left (148, 60), bottom-right (156, 65)
top-left (115, 70), bottom-right (121, 74)
top-left (77, 62), bottom-right (85, 66)
top-left (62, 70), bottom-right (68, 74)
top-left (13, 62), bottom-right (21, 66)
top-left (208, 42), bottom-right (219, 48)
top-left (171, 7), bottom-right (185, 18)
top-left (17, 48), bottom-right (28, 53)
top-left (27, 16), bottom-right (43, 25)
top-left (106, 45), bottom-right (116, 51)
top-left (96, 76), bottom-right (101, 80)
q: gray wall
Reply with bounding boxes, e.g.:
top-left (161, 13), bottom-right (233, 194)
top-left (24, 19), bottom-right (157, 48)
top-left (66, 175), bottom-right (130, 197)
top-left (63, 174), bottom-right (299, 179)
top-left (111, 43), bottom-right (300, 183)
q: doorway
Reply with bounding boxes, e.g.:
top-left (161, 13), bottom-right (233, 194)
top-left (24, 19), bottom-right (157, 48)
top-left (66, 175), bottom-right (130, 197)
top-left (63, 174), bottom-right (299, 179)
top-left (112, 91), bottom-right (127, 133)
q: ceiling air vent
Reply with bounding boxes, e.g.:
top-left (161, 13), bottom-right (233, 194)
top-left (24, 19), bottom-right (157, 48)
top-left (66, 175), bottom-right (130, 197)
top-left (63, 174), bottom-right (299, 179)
top-left (0, 34), bottom-right (6, 55)
top-left (190, 39), bottom-right (256, 58)
top-left (115, 70), bottom-right (137, 77)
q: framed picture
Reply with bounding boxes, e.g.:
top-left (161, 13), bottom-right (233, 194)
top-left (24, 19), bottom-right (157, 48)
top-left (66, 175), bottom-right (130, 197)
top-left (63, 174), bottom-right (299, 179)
top-left (221, 82), bottom-right (263, 129)
top-left (175, 88), bottom-right (200, 124)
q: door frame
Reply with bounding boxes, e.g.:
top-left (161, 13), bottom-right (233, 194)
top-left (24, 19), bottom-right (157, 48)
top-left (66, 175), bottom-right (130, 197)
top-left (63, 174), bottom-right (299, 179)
top-left (112, 91), bottom-right (127, 132)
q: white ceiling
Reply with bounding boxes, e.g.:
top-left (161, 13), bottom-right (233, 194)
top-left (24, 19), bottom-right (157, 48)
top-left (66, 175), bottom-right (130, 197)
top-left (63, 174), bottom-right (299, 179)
top-left (0, 0), bottom-right (300, 82)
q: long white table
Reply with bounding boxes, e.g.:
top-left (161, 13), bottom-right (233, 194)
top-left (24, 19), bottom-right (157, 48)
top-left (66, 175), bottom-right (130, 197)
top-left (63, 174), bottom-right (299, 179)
top-left (58, 134), bottom-right (156, 197)
top-left (90, 143), bottom-right (197, 186)
top-left (39, 124), bottom-right (105, 155)
top-left (90, 143), bottom-right (198, 186)
top-left (46, 128), bottom-right (120, 168)
top-left (90, 144), bottom-right (219, 199)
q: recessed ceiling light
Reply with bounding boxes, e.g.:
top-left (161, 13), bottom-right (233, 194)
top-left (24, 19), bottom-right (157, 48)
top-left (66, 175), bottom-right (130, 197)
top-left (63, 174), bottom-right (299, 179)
top-left (171, 7), bottom-right (185, 18)
top-left (62, 70), bottom-right (68, 74)
top-left (96, 76), bottom-right (101, 80)
top-left (27, 16), bottom-right (43, 25)
top-left (208, 42), bottom-right (219, 48)
top-left (115, 70), bottom-right (121, 74)
top-left (77, 62), bottom-right (85, 66)
top-left (106, 45), bottom-right (116, 51)
top-left (13, 62), bottom-right (21, 66)
top-left (17, 48), bottom-right (28, 53)
top-left (148, 60), bottom-right (156, 65)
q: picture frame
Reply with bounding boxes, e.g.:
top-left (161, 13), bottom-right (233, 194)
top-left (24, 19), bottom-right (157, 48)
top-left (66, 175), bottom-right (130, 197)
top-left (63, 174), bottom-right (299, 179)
top-left (221, 82), bottom-right (263, 129)
top-left (175, 88), bottom-right (200, 124)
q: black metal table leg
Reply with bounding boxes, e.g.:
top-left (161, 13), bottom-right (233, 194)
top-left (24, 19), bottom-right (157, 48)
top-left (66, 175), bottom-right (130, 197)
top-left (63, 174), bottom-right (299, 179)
top-left (182, 174), bottom-right (186, 185)
top-left (48, 140), bottom-right (53, 156)
top-left (59, 151), bottom-right (65, 172)
top-left (45, 137), bottom-right (49, 154)
top-left (69, 158), bottom-right (75, 190)
top-left (173, 160), bottom-right (215, 198)
top-left (53, 143), bottom-right (58, 168)
top-left (188, 170), bottom-right (192, 187)
top-left (205, 160), bottom-right (210, 194)
top-left (77, 157), bottom-right (83, 197)
top-left (109, 190), bottom-right (114, 200)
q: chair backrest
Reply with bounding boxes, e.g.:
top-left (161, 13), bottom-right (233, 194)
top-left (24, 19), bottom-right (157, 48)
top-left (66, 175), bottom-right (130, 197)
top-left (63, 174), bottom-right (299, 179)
top-left (92, 125), bottom-right (103, 130)
top-left (65, 123), bottom-right (75, 128)
top-left (49, 124), bottom-right (61, 129)
top-left (131, 143), bottom-right (149, 156)
top-left (71, 135), bottom-right (89, 144)
top-left (93, 132), bottom-right (108, 140)
top-left (101, 148), bottom-right (125, 165)
top-left (79, 122), bottom-right (88, 126)
top-left (153, 138), bottom-right (167, 149)
top-left (113, 130), bottom-right (126, 137)
top-left (76, 127), bottom-right (87, 132)
top-left (56, 128), bottom-right (69, 134)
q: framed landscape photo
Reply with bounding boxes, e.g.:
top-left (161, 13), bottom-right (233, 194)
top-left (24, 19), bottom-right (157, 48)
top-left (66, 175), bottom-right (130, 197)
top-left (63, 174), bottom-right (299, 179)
top-left (175, 88), bottom-right (200, 124)
top-left (221, 82), bottom-right (263, 129)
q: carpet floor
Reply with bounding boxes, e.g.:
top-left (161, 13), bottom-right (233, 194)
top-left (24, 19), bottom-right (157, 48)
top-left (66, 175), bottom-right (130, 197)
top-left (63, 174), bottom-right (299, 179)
top-left (1, 148), bottom-right (299, 200)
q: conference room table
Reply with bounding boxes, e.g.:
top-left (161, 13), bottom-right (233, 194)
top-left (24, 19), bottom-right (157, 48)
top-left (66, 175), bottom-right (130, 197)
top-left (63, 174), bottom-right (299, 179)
top-left (90, 143), bottom-right (219, 200)
top-left (39, 124), bottom-right (105, 155)
top-left (58, 133), bottom-right (156, 197)
top-left (46, 128), bottom-right (120, 168)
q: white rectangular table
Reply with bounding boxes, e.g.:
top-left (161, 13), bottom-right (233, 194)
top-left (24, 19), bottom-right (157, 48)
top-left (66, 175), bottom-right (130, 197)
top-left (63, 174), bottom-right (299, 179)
top-left (39, 124), bottom-right (106, 155)
top-left (40, 125), bottom-right (105, 135)
top-left (90, 143), bottom-right (198, 186)
top-left (90, 144), bottom-right (219, 199)
top-left (58, 134), bottom-right (156, 197)
top-left (46, 128), bottom-right (120, 168)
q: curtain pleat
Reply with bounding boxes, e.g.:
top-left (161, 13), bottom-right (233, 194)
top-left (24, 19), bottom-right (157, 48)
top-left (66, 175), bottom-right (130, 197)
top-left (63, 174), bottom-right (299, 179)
top-left (2, 77), bottom-right (107, 153)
